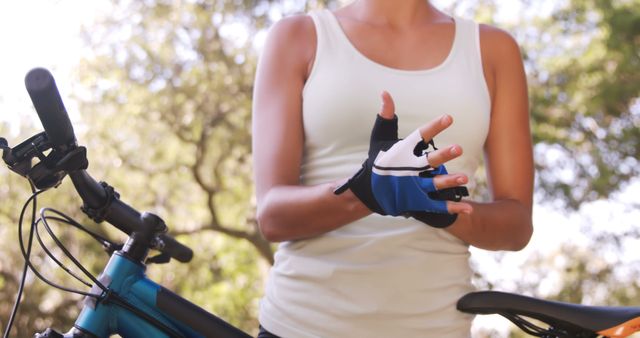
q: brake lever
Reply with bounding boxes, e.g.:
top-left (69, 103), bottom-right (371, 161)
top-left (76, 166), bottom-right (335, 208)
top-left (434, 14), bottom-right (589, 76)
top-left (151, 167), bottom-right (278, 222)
top-left (146, 252), bottom-right (172, 265)
top-left (1, 132), bottom-right (50, 176)
top-left (2, 132), bottom-right (89, 190)
top-left (1, 136), bottom-right (13, 163)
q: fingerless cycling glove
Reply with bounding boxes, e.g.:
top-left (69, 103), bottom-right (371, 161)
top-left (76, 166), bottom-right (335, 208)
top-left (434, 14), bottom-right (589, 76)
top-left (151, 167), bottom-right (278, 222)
top-left (334, 115), bottom-right (468, 228)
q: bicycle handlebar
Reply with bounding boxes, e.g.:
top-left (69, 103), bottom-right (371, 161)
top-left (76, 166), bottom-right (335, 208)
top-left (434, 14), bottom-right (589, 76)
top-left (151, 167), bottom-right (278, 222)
top-left (24, 68), bottom-right (193, 263)
top-left (69, 171), bottom-right (193, 262)
top-left (25, 68), bottom-right (77, 149)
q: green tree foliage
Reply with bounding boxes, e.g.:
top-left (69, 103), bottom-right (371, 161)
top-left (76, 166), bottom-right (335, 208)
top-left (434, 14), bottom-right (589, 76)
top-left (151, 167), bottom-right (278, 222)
top-left (526, 0), bottom-right (640, 209)
top-left (76, 0), bottom-right (272, 262)
top-left (71, 0), bottom-right (281, 333)
top-left (504, 1), bottom-right (640, 334)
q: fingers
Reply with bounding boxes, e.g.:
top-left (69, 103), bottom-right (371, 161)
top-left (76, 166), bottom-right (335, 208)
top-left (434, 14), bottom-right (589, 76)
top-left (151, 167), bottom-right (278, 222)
top-left (415, 115), bottom-right (462, 167)
top-left (433, 174), bottom-right (472, 214)
top-left (418, 114), bottom-right (453, 142)
top-left (427, 144), bottom-right (463, 168)
top-left (379, 91), bottom-right (395, 120)
top-left (447, 200), bottom-right (473, 214)
top-left (432, 173), bottom-right (468, 191)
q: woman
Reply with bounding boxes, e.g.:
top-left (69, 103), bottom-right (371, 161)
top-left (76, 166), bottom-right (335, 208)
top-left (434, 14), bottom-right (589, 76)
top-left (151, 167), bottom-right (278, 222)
top-left (252, 0), bottom-right (533, 337)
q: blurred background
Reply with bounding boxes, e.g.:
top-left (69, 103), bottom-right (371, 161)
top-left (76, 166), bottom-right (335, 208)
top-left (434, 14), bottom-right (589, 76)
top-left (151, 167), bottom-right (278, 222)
top-left (0, 0), bottom-right (638, 337)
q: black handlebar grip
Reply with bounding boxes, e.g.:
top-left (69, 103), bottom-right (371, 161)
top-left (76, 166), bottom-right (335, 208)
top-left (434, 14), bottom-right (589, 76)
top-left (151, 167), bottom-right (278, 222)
top-left (159, 234), bottom-right (194, 263)
top-left (24, 68), bottom-right (76, 148)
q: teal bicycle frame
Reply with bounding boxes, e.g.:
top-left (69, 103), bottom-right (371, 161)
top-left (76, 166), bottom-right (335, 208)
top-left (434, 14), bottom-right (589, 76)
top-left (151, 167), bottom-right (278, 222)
top-left (64, 250), bottom-right (250, 338)
top-left (74, 252), bottom-right (201, 337)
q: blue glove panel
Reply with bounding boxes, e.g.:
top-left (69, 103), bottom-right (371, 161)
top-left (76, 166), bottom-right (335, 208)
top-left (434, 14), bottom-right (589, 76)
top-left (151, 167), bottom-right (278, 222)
top-left (371, 174), bottom-right (448, 216)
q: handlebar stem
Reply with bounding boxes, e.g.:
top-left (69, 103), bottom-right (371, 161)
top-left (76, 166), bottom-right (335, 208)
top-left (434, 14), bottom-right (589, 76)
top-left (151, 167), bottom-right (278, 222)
top-left (122, 213), bottom-right (167, 263)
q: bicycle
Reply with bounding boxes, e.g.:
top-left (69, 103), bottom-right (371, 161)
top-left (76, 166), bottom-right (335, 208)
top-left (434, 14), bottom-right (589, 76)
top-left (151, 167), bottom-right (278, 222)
top-left (3, 68), bottom-right (640, 338)
top-left (1, 68), bottom-right (252, 337)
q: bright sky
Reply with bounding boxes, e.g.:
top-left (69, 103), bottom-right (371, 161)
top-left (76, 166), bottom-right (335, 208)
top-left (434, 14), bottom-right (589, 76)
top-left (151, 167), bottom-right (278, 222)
top-left (1, 1), bottom-right (638, 336)
top-left (0, 1), bottom-right (109, 135)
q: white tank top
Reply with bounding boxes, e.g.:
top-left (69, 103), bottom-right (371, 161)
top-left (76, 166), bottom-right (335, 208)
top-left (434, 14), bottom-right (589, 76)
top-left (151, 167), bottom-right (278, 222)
top-left (259, 9), bottom-right (491, 338)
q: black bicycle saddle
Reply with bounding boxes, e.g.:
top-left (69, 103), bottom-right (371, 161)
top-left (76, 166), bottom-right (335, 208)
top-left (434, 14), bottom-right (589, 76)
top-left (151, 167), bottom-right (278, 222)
top-left (458, 291), bottom-right (640, 337)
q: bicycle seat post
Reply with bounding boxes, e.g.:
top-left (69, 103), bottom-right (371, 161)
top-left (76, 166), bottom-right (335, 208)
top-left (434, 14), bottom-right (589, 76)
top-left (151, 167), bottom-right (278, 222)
top-left (121, 212), bottom-right (167, 264)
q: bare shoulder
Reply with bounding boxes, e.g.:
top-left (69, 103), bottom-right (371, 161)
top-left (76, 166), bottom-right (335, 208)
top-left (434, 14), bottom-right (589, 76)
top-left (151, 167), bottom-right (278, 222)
top-left (478, 24), bottom-right (523, 66)
top-left (267, 14), bottom-right (315, 41)
top-left (263, 14), bottom-right (316, 74)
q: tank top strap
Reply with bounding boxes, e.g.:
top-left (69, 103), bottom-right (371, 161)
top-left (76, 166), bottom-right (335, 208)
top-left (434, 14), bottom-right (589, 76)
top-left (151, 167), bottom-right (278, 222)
top-left (451, 16), bottom-right (478, 55)
top-left (449, 17), bottom-right (487, 89)
top-left (307, 10), bottom-right (346, 59)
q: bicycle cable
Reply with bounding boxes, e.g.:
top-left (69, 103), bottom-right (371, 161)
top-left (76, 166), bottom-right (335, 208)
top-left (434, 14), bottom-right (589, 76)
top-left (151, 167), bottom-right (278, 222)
top-left (39, 212), bottom-right (118, 252)
top-left (38, 207), bottom-right (114, 290)
top-left (4, 186), bottom-right (184, 338)
top-left (32, 212), bottom-right (121, 287)
top-left (34, 217), bottom-right (93, 287)
top-left (499, 312), bottom-right (583, 338)
top-left (3, 186), bottom-right (115, 338)
top-left (3, 184), bottom-right (43, 338)
top-left (17, 205), bottom-right (106, 298)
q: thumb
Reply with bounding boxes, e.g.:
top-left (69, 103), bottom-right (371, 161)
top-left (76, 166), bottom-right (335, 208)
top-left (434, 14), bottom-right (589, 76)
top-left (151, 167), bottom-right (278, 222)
top-left (369, 91), bottom-right (399, 154)
top-left (379, 91), bottom-right (396, 120)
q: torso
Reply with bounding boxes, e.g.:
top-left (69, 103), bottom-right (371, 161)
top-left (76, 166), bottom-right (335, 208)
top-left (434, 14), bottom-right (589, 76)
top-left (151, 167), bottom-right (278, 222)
top-left (259, 8), bottom-right (492, 337)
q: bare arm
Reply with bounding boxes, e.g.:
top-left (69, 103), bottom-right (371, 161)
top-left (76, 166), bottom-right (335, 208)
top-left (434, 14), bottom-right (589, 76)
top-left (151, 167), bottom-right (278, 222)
top-left (252, 16), bottom-right (370, 242)
top-left (445, 26), bottom-right (534, 251)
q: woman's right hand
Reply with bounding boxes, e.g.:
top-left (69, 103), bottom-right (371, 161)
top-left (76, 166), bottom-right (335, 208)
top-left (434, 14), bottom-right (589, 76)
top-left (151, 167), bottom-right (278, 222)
top-left (336, 91), bottom-right (472, 227)
top-left (380, 91), bottom-right (473, 216)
